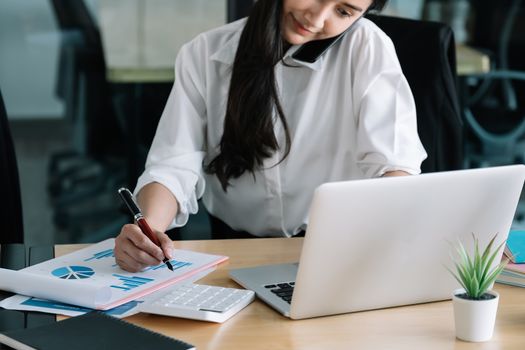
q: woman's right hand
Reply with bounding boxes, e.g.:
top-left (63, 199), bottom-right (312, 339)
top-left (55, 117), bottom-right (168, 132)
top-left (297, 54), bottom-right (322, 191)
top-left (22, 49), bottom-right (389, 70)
top-left (114, 223), bottom-right (174, 272)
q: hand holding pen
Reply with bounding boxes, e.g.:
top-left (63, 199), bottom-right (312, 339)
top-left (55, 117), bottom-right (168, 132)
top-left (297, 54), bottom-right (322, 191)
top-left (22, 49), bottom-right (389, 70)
top-left (117, 188), bottom-right (174, 271)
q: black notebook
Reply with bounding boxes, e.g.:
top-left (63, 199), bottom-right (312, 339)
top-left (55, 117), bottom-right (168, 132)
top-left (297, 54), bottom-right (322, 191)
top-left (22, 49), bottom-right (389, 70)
top-left (0, 312), bottom-right (195, 350)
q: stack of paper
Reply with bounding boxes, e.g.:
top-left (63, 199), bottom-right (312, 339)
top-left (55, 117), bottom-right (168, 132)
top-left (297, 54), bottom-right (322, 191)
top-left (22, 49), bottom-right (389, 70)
top-left (497, 230), bottom-right (525, 287)
top-left (497, 263), bottom-right (525, 287)
top-left (0, 238), bottom-right (227, 317)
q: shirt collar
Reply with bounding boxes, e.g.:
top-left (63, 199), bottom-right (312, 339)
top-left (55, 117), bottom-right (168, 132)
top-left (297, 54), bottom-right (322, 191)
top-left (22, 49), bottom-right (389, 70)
top-left (210, 35), bottom-right (325, 72)
top-left (210, 32), bottom-right (240, 66)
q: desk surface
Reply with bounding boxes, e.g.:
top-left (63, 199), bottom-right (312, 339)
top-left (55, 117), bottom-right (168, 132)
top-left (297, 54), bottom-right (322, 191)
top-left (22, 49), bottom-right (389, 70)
top-left (56, 238), bottom-right (524, 350)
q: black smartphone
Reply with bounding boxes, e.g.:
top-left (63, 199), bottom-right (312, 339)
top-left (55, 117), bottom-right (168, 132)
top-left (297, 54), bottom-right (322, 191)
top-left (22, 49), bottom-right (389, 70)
top-left (291, 19), bottom-right (361, 63)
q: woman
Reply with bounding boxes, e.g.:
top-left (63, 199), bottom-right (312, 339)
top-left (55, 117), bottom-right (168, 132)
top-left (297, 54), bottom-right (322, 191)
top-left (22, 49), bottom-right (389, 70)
top-left (115, 0), bottom-right (427, 272)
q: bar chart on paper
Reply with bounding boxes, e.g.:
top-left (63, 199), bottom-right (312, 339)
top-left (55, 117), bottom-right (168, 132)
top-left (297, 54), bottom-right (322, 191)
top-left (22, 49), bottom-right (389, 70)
top-left (143, 260), bottom-right (192, 272)
top-left (15, 238), bottom-right (229, 309)
top-left (111, 274), bottom-right (154, 291)
top-left (84, 249), bottom-right (114, 262)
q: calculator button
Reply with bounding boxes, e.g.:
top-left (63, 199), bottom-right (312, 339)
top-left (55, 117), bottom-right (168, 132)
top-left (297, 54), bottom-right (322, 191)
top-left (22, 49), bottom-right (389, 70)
top-left (140, 283), bottom-right (255, 323)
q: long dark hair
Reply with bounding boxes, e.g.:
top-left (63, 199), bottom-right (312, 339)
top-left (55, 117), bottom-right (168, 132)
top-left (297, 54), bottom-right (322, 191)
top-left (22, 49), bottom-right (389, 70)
top-left (206, 0), bottom-right (388, 191)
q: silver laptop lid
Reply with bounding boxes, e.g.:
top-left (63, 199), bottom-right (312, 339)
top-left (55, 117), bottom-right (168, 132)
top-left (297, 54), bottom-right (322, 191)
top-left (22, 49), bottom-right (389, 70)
top-left (290, 165), bottom-right (525, 319)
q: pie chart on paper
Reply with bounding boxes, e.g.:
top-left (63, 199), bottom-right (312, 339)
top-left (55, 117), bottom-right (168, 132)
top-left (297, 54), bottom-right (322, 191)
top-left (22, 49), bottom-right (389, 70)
top-left (51, 266), bottom-right (95, 280)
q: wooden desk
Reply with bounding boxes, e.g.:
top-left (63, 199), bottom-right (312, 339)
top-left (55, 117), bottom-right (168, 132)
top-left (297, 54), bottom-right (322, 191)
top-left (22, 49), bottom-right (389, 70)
top-left (56, 238), bottom-right (525, 349)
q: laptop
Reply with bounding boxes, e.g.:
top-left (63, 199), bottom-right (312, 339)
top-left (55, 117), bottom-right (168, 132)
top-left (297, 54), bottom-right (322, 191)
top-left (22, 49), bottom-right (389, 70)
top-left (229, 165), bottom-right (525, 319)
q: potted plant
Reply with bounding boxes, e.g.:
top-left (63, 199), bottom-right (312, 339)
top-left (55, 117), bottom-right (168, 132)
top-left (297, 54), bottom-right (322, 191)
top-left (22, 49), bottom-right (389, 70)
top-left (447, 234), bottom-right (508, 342)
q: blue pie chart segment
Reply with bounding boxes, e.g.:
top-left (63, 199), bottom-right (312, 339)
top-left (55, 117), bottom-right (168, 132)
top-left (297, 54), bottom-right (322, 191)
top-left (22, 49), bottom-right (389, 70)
top-left (51, 266), bottom-right (95, 280)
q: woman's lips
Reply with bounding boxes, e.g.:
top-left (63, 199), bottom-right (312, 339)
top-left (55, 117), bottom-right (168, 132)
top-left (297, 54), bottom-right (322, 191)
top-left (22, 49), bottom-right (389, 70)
top-left (291, 15), bottom-right (315, 36)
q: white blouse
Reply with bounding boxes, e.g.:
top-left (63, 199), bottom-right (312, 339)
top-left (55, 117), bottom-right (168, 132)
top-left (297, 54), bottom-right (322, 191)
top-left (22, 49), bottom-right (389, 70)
top-left (135, 18), bottom-right (427, 237)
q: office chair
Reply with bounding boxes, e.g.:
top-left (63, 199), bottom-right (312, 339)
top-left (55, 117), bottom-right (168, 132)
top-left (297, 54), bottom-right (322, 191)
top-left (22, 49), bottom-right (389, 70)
top-left (367, 14), bottom-right (463, 172)
top-left (227, 0), bottom-right (254, 22)
top-left (0, 88), bottom-right (24, 245)
top-left (48, 0), bottom-right (129, 242)
top-left (48, 0), bottom-right (124, 196)
top-left (0, 89), bottom-right (57, 334)
top-left (461, 0), bottom-right (525, 167)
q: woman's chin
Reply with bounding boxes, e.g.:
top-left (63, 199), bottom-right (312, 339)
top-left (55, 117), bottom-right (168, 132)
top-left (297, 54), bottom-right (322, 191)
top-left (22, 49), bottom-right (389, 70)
top-left (282, 32), bottom-right (310, 46)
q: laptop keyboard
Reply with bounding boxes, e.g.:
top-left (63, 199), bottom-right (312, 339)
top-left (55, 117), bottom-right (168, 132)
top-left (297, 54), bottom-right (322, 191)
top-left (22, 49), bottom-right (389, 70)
top-left (264, 282), bottom-right (295, 304)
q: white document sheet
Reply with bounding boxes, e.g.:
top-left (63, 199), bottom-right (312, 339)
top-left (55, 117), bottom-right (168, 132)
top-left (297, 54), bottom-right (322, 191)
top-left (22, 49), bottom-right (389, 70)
top-left (0, 239), bottom-right (227, 310)
top-left (0, 267), bottom-right (215, 318)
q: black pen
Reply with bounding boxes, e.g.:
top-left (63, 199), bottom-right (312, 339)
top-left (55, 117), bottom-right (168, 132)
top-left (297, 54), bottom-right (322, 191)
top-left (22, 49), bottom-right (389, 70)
top-left (118, 188), bottom-right (174, 271)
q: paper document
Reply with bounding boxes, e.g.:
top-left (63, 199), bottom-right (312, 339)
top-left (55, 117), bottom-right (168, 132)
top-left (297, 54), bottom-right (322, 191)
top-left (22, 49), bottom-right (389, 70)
top-left (0, 239), bottom-right (227, 310)
top-left (0, 267), bottom-right (110, 308)
top-left (0, 295), bottom-right (143, 318)
top-left (0, 267), bottom-right (215, 318)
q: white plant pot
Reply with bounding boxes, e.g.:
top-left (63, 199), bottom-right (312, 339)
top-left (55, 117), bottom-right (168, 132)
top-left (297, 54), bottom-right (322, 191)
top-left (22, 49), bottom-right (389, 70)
top-left (452, 288), bottom-right (499, 342)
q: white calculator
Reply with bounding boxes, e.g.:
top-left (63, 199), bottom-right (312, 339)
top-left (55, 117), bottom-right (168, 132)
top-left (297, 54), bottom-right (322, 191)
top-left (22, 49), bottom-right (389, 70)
top-left (139, 283), bottom-right (255, 323)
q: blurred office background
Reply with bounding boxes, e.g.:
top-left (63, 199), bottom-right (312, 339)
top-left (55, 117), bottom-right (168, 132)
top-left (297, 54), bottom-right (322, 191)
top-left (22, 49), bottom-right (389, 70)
top-left (1, 0), bottom-right (525, 247)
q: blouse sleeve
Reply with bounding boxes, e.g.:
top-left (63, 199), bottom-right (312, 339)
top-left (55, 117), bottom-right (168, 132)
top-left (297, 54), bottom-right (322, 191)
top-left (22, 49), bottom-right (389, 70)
top-left (135, 40), bottom-right (207, 228)
top-left (351, 27), bottom-right (427, 178)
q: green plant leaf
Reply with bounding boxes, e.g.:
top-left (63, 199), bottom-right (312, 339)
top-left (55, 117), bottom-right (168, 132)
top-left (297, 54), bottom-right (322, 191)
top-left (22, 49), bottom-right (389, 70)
top-left (473, 234), bottom-right (481, 279)
top-left (480, 240), bottom-right (507, 285)
top-left (474, 254), bottom-right (482, 285)
top-left (446, 233), bottom-right (506, 299)
top-left (479, 267), bottom-right (503, 295)
top-left (481, 234), bottom-right (497, 263)
top-left (457, 239), bottom-right (474, 272)
top-left (445, 265), bottom-right (468, 291)
top-left (479, 261), bottom-right (508, 294)
top-left (454, 261), bottom-right (471, 289)
top-left (448, 241), bottom-right (470, 291)
top-left (470, 273), bottom-right (480, 298)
